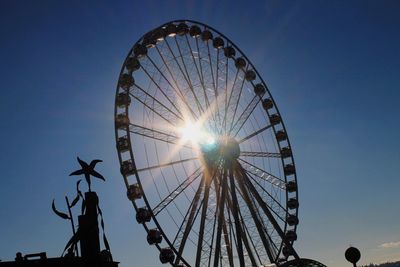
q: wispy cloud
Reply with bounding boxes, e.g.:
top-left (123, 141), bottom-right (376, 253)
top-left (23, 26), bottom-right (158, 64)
top-left (380, 241), bottom-right (400, 248)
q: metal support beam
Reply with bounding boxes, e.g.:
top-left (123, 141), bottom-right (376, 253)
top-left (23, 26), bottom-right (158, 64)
top-left (213, 167), bottom-right (228, 267)
top-left (195, 168), bottom-right (215, 267)
top-left (174, 176), bottom-right (205, 265)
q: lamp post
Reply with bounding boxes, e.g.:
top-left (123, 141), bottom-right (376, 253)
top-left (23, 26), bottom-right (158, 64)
top-left (345, 247), bottom-right (361, 267)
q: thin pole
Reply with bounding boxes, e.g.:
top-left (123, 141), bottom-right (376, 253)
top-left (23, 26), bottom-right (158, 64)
top-left (65, 196), bottom-right (79, 257)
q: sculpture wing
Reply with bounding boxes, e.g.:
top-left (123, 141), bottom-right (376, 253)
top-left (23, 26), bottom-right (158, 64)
top-left (69, 169), bottom-right (84, 176)
top-left (91, 170), bottom-right (106, 181)
top-left (90, 159), bottom-right (103, 168)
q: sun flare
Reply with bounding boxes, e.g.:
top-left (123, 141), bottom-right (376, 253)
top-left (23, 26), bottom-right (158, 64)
top-left (178, 120), bottom-right (215, 146)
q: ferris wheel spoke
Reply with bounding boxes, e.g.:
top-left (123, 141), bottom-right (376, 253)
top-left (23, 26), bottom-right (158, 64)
top-left (223, 67), bottom-right (247, 135)
top-left (174, 176), bottom-right (205, 265)
top-left (210, 48), bottom-right (223, 133)
top-left (245, 172), bottom-right (287, 221)
top-left (152, 166), bottom-right (203, 216)
top-left (237, 160), bottom-right (287, 222)
top-left (144, 54), bottom-right (198, 120)
top-left (215, 49), bottom-right (227, 135)
top-left (130, 85), bottom-right (183, 126)
top-left (136, 157), bottom-right (198, 173)
top-left (204, 41), bottom-right (220, 131)
top-left (171, 37), bottom-right (205, 116)
top-left (184, 35), bottom-right (210, 108)
top-left (240, 151), bottom-right (281, 158)
top-left (195, 38), bottom-right (211, 108)
top-left (163, 39), bottom-right (192, 86)
top-left (222, 68), bottom-right (238, 134)
top-left (195, 39), bottom-right (221, 134)
top-left (129, 123), bottom-right (193, 150)
top-left (229, 94), bottom-right (264, 137)
top-left (144, 54), bottom-right (178, 96)
top-left (186, 35), bottom-right (221, 134)
top-left (229, 69), bottom-right (248, 134)
top-left (138, 57), bottom-right (184, 118)
top-left (152, 47), bottom-right (199, 121)
top-left (234, 165), bottom-right (278, 263)
top-left (238, 124), bottom-right (273, 144)
top-left (162, 39), bottom-right (204, 119)
top-left (238, 164), bottom-right (300, 260)
top-left (223, 52), bottom-right (229, 134)
top-left (236, 199), bottom-right (263, 265)
top-left (238, 158), bottom-right (286, 189)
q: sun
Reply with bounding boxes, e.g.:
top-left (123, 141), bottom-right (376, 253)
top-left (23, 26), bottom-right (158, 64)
top-left (178, 120), bottom-right (216, 146)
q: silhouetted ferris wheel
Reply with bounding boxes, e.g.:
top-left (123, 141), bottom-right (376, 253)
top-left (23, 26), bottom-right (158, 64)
top-left (115, 20), bottom-right (300, 267)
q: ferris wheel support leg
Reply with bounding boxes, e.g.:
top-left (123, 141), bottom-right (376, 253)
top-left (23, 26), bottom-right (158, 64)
top-left (212, 167), bottom-right (228, 267)
top-left (237, 162), bottom-right (300, 261)
top-left (212, 176), bottom-right (235, 267)
top-left (224, 188), bottom-right (258, 266)
top-left (235, 199), bottom-right (261, 266)
top-left (222, 217), bottom-right (234, 266)
top-left (195, 168), bottom-right (215, 267)
top-left (174, 176), bottom-right (205, 265)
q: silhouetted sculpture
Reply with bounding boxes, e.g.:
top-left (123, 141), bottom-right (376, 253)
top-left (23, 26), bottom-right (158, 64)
top-left (345, 246), bottom-right (361, 267)
top-left (70, 157), bottom-right (105, 192)
top-left (0, 157), bottom-right (117, 267)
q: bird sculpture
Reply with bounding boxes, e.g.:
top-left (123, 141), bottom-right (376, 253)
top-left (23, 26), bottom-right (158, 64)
top-left (69, 157), bottom-right (105, 192)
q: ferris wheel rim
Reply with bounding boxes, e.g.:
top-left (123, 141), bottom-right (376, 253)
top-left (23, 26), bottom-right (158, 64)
top-left (114, 19), bottom-right (299, 266)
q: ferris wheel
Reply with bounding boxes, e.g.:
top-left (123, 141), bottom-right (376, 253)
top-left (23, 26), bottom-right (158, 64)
top-left (114, 20), bottom-right (299, 267)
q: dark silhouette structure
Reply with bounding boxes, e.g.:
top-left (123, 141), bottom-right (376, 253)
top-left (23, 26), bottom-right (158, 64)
top-left (346, 247), bottom-right (361, 267)
top-left (0, 158), bottom-right (118, 267)
top-left (362, 262), bottom-right (400, 267)
top-left (280, 258), bottom-right (327, 267)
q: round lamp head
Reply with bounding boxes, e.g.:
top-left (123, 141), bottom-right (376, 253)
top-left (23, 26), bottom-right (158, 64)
top-left (345, 247), bottom-right (361, 264)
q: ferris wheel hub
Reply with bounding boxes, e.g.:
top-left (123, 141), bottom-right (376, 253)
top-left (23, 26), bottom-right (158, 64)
top-left (201, 136), bottom-right (240, 165)
top-left (219, 136), bottom-right (240, 161)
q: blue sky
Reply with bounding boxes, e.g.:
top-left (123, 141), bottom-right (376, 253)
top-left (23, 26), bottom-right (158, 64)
top-left (0, 1), bottom-right (399, 266)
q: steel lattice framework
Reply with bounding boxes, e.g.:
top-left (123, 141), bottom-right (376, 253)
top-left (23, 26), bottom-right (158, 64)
top-left (114, 20), bottom-right (300, 267)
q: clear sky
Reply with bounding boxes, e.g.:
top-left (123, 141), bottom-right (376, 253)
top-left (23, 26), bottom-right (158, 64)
top-left (0, 1), bottom-right (399, 266)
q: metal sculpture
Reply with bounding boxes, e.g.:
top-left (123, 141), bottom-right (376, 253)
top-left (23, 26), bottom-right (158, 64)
top-left (115, 20), bottom-right (300, 266)
top-left (69, 157), bottom-right (105, 192)
top-left (52, 157), bottom-right (111, 261)
top-left (51, 180), bottom-right (82, 256)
